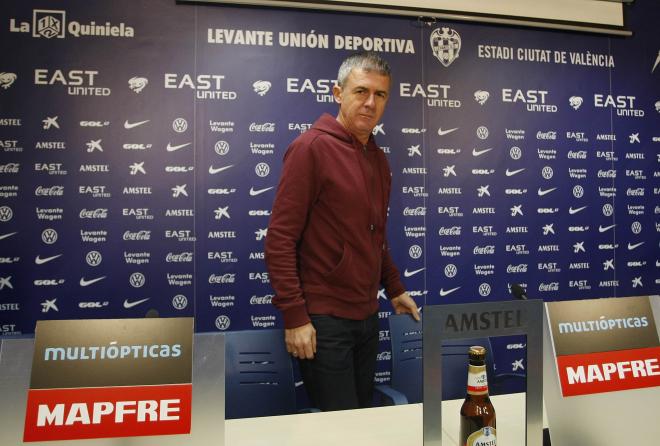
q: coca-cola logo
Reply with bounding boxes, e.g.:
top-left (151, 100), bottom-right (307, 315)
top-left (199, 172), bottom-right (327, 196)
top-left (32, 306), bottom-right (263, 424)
top-left (567, 150), bottom-right (587, 159)
top-left (79, 208), bottom-right (108, 219)
top-left (473, 245), bottom-right (495, 255)
top-left (0, 163), bottom-right (19, 173)
top-left (209, 273), bottom-right (236, 284)
top-left (122, 230), bottom-right (151, 240)
top-left (166, 252), bottom-right (193, 262)
top-left (35, 186), bottom-right (64, 196)
top-left (403, 206), bottom-right (426, 216)
top-left (438, 226), bottom-right (461, 236)
top-left (539, 282), bottom-right (559, 292)
top-left (598, 169), bottom-right (617, 178)
top-left (377, 351), bottom-right (392, 361)
top-left (536, 130), bottom-right (557, 140)
top-left (250, 294), bottom-right (274, 305)
top-left (506, 264), bottom-right (528, 273)
top-left (249, 122), bottom-right (275, 132)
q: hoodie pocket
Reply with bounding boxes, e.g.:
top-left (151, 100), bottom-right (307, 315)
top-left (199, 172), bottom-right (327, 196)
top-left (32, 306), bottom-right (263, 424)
top-left (323, 241), bottom-right (351, 281)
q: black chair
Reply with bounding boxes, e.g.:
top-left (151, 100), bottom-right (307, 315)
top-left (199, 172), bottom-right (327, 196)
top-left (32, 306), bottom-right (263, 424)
top-left (225, 329), bottom-right (302, 419)
top-left (376, 314), bottom-right (495, 404)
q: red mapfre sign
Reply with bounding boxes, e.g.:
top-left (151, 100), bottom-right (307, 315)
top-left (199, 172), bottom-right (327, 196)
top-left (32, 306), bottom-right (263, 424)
top-left (23, 318), bottom-right (194, 442)
top-left (547, 296), bottom-right (660, 397)
top-left (24, 384), bottom-right (192, 441)
top-left (557, 346), bottom-right (660, 397)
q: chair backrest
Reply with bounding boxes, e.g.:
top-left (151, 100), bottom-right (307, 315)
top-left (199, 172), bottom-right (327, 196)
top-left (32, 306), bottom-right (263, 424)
top-left (389, 313), bottom-right (424, 403)
top-left (388, 314), bottom-right (496, 402)
top-left (225, 330), bottom-right (296, 419)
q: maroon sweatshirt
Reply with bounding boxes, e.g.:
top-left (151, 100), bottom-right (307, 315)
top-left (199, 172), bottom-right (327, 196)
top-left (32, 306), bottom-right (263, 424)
top-left (265, 113), bottom-right (406, 329)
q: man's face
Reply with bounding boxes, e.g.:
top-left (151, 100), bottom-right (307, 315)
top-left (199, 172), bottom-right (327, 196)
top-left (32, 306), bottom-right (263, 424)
top-left (333, 68), bottom-right (390, 143)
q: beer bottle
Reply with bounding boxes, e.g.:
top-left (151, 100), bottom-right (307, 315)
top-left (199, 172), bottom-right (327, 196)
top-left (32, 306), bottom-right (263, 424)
top-left (460, 345), bottom-right (496, 446)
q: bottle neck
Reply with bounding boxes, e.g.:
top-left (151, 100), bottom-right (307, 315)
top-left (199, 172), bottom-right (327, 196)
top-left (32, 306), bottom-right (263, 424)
top-left (466, 363), bottom-right (489, 396)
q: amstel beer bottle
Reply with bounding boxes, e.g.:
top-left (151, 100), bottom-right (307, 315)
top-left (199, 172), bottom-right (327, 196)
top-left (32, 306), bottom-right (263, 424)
top-left (459, 346), bottom-right (496, 446)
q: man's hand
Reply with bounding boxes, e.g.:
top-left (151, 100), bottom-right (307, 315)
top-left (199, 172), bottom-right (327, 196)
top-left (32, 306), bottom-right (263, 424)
top-left (391, 292), bottom-right (421, 321)
top-left (285, 322), bottom-right (317, 359)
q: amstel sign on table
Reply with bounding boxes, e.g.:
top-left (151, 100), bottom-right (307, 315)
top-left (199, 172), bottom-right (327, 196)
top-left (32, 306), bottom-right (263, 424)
top-left (546, 296), bottom-right (660, 397)
top-left (23, 318), bottom-right (194, 442)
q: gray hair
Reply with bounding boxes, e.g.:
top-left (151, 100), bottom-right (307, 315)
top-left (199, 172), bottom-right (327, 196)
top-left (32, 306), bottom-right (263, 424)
top-left (337, 52), bottom-right (391, 87)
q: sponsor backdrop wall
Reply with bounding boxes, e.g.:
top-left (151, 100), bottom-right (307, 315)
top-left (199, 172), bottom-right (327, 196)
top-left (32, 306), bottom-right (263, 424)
top-left (1, 0), bottom-right (659, 388)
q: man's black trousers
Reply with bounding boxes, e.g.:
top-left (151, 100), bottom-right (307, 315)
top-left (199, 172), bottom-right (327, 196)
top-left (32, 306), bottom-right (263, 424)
top-left (298, 313), bottom-right (380, 411)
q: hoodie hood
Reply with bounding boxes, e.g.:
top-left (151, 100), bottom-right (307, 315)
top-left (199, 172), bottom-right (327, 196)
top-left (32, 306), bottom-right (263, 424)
top-left (312, 113), bottom-right (377, 149)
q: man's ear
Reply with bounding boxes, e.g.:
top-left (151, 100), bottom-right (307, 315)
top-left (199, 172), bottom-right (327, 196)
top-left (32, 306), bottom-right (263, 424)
top-left (332, 84), bottom-right (342, 104)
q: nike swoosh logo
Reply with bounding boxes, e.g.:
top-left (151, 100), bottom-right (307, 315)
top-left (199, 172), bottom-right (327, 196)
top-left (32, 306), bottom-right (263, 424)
top-left (404, 267), bottom-right (425, 278)
top-left (123, 298), bottom-right (150, 309)
top-left (472, 148), bottom-right (493, 157)
top-left (124, 119), bottom-right (150, 129)
top-left (166, 142), bottom-right (191, 152)
top-left (249, 186), bottom-right (274, 196)
top-left (35, 254), bottom-right (62, 265)
top-left (80, 276), bottom-right (107, 287)
top-left (438, 127), bottom-right (458, 136)
top-left (0, 232), bottom-right (17, 240)
top-left (505, 168), bottom-right (525, 177)
top-left (569, 206), bottom-right (587, 215)
top-left (439, 286), bottom-right (461, 297)
top-left (209, 165), bottom-right (234, 174)
top-left (598, 224), bottom-right (616, 233)
top-left (627, 242), bottom-right (644, 250)
top-left (537, 187), bottom-right (557, 196)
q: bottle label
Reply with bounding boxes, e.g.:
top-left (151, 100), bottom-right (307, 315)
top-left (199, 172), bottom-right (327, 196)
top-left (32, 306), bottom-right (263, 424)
top-left (466, 426), bottom-right (496, 446)
top-left (467, 365), bottom-right (488, 394)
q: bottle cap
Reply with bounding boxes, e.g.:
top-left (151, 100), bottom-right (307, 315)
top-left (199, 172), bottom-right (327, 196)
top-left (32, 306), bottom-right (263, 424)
top-left (468, 345), bottom-right (486, 357)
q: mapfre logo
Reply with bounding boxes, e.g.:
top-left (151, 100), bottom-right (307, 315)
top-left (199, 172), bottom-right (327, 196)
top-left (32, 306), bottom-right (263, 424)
top-left (9, 9), bottom-right (134, 39)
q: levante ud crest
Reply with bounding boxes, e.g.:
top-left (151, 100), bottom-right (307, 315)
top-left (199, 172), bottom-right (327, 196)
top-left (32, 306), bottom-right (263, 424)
top-left (430, 27), bottom-right (461, 67)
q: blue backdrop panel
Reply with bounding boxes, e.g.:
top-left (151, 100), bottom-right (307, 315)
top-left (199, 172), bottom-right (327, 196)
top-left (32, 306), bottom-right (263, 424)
top-left (0, 0), bottom-right (658, 394)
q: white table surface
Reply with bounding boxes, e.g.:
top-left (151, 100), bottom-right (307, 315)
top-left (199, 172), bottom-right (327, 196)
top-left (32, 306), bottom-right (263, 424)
top-left (226, 393), bottom-right (528, 446)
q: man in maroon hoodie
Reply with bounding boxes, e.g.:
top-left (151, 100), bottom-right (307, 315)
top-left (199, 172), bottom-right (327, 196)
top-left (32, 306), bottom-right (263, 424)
top-left (265, 52), bottom-right (420, 411)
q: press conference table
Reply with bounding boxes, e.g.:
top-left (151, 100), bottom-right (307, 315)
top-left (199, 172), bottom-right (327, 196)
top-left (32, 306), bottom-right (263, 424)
top-left (226, 393), bottom-right (527, 446)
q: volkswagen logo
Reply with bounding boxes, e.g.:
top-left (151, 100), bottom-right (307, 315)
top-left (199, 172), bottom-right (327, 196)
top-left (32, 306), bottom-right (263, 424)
top-left (215, 315), bottom-right (231, 331)
top-left (478, 283), bottom-right (491, 297)
top-left (255, 162), bottom-right (270, 177)
top-left (41, 228), bottom-right (58, 244)
top-left (444, 264), bottom-right (457, 278)
top-left (541, 166), bottom-right (554, 180)
top-left (572, 185), bottom-right (584, 198)
top-left (409, 245), bottom-right (422, 259)
top-left (86, 251), bottom-right (102, 267)
top-left (476, 126), bottom-right (489, 140)
top-left (215, 140), bottom-right (230, 155)
top-left (509, 146), bottom-right (522, 160)
top-left (129, 272), bottom-right (146, 288)
top-left (631, 221), bottom-right (642, 234)
top-left (172, 294), bottom-right (188, 310)
top-left (172, 117), bottom-right (188, 133)
top-left (602, 203), bottom-right (614, 216)
top-left (0, 206), bottom-right (12, 222)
